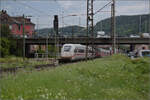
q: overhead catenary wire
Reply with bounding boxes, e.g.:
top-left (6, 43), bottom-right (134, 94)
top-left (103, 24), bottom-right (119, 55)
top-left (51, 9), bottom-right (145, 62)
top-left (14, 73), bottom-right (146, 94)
top-left (94, 1), bottom-right (112, 15)
top-left (13, 0), bottom-right (51, 16)
top-left (148, 0), bottom-right (150, 46)
top-left (7, 0), bottom-right (149, 31)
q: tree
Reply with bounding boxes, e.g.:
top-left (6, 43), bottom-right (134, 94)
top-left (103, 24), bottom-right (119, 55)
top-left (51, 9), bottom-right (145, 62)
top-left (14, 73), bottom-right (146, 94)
top-left (0, 38), bottom-right (10, 57)
top-left (0, 24), bottom-right (19, 57)
top-left (0, 24), bottom-right (11, 38)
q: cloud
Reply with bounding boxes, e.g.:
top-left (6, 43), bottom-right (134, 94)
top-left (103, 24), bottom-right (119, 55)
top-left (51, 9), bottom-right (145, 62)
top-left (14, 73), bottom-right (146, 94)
top-left (57, 1), bottom-right (73, 9)
top-left (1, 0), bottom-right (149, 29)
top-left (116, 1), bottom-right (149, 15)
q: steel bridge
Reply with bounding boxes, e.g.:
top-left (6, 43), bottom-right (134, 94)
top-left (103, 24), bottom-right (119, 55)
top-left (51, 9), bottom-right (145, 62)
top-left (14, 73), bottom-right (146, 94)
top-left (16, 37), bottom-right (150, 45)
top-left (15, 37), bottom-right (150, 57)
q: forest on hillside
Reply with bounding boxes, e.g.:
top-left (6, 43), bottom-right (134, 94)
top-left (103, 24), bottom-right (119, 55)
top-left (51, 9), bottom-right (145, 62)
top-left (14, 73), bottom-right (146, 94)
top-left (36, 14), bottom-right (149, 37)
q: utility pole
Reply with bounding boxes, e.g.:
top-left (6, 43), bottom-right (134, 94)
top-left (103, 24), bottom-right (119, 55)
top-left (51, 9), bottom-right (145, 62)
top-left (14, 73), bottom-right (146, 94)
top-left (62, 11), bottom-right (64, 35)
top-left (79, 16), bottom-right (81, 26)
top-left (139, 15), bottom-right (142, 34)
top-left (46, 34), bottom-right (48, 59)
top-left (72, 26), bottom-right (74, 39)
top-left (23, 14), bottom-right (25, 60)
top-left (37, 17), bottom-right (39, 34)
top-left (111, 0), bottom-right (116, 54)
top-left (145, 20), bottom-right (147, 33)
top-left (149, 0), bottom-right (150, 34)
top-left (101, 18), bottom-right (103, 31)
top-left (53, 15), bottom-right (59, 65)
top-left (86, 0), bottom-right (94, 60)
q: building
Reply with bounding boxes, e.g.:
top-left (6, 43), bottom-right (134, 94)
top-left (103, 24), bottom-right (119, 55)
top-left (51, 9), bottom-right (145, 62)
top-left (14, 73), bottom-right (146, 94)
top-left (134, 45), bottom-right (149, 52)
top-left (0, 10), bottom-right (35, 37)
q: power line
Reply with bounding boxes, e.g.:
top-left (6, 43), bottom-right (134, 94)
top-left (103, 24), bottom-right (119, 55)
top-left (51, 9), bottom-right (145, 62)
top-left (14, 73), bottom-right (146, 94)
top-left (13, 0), bottom-right (51, 16)
top-left (94, 1), bottom-right (112, 15)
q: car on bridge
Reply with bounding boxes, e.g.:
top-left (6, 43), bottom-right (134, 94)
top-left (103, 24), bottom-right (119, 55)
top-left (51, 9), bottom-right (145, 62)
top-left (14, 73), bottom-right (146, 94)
top-left (141, 33), bottom-right (150, 38)
top-left (130, 34), bottom-right (140, 38)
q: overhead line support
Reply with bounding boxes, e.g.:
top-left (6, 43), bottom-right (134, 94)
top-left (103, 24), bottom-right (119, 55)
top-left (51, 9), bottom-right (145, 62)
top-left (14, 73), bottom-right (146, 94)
top-left (86, 0), bottom-right (94, 61)
top-left (111, 0), bottom-right (116, 54)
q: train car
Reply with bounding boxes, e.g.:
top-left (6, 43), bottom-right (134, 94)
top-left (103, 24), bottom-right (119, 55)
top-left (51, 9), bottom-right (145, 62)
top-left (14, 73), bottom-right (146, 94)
top-left (61, 44), bottom-right (95, 61)
top-left (61, 44), bottom-right (111, 61)
top-left (95, 48), bottom-right (111, 58)
top-left (138, 50), bottom-right (150, 57)
top-left (99, 48), bottom-right (111, 57)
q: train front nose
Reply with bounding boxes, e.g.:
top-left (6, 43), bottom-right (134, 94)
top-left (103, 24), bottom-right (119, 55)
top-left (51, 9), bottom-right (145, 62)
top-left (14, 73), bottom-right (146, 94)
top-left (61, 52), bottom-right (73, 60)
top-left (61, 45), bottom-right (73, 60)
top-left (61, 52), bottom-right (72, 57)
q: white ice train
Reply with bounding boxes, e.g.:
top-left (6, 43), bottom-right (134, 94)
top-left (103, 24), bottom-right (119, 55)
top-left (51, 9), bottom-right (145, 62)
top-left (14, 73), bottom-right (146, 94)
top-left (61, 44), bottom-right (95, 61)
top-left (138, 50), bottom-right (150, 57)
top-left (61, 44), bottom-right (111, 61)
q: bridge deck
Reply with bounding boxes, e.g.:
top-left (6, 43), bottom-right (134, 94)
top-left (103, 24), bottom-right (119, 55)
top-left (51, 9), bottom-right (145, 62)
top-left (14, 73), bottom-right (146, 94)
top-left (16, 37), bottom-right (150, 45)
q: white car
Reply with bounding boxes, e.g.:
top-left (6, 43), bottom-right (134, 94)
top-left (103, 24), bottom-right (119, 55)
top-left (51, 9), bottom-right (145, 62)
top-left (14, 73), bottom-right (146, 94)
top-left (130, 35), bottom-right (140, 38)
top-left (141, 33), bottom-right (150, 38)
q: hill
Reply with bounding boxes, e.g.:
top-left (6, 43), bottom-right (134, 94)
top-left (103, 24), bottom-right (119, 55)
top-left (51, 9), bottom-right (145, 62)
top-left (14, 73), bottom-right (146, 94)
top-left (35, 25), bottom-right (85, 37)
top-left (36, 14), bottom-right (149, 37)
top-left (94, 14), bottom-right (149, 36)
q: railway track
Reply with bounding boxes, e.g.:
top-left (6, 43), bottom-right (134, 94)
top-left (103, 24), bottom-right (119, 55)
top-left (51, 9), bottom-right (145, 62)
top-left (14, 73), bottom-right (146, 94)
top-left (0, 57), bottom-right (100, 76)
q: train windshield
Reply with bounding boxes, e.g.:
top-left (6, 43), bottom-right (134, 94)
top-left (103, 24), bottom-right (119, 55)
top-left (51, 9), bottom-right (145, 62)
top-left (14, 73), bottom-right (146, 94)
top-left (141, 51), bottom-right (150, 57)
top-left (64, 46), bottom-right (71, 52)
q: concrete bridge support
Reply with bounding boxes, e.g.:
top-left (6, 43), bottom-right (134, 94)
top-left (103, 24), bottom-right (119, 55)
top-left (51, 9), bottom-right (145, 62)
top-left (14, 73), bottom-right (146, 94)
top-left (130, 44), bottom-right (135, 52)
top-left (25, 45), bottom-right (30, 58)
top-left (16, 40), bottom-right (23, 57)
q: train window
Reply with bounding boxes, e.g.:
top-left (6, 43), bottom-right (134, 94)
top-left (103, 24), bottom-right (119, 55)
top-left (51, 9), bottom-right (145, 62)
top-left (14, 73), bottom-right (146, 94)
top-left (141, 51), bottom-right (150, 57)
top-left (78, 49), bottom-right (84, 53)
top-left (64, 46), bottom-right (71, 52)
top-left (74, 48), bottom-right (78, 53)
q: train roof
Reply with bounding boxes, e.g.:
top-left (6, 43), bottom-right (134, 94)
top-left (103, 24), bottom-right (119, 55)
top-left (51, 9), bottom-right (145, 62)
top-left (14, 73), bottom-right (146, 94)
top-left (63, 44), bottom-right (84, 47)
top-left (139, 49), bottom-right (150, 52)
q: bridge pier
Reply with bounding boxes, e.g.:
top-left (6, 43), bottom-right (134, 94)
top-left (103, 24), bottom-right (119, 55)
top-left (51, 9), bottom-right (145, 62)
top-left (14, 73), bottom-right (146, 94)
top-left (25, 45), bottom-right (30, 58)
top-left (130, 44), bottom-right (135, 52)
top-left (16, 40), bottom-right (23, 57)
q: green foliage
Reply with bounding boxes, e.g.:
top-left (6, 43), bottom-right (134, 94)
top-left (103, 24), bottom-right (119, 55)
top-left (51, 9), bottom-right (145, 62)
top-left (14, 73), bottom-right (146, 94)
top-left (0, 38), bottom-right (10, 57)
top-left (37, 45), bottom-right (45, 53)
top-left (131, 58), bottom-right (150, 74)
top-left (95, 14), bottom-right (149, 36)
top-left (0, 56), bottom-right (53, 69)
top-left (0, 24), bottom-right (20, 57)
top-left (0, 55), bottom-right (150, 100)
top-left (0, 24), bottom-right (11, 37)
top-left (48, 45), bottom-right (55, 53)
top-left (9, 39), bottom-right (18, 55)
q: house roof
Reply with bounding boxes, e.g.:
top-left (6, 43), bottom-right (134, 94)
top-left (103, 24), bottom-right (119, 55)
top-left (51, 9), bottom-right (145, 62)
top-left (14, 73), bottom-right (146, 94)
top-left (12, 16), bottom-right (35, 25)
top-left (0, 10), bottom-right (35, 25)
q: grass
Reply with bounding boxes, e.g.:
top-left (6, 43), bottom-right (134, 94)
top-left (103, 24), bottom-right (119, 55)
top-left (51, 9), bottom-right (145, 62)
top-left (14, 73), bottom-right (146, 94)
top-left (0, 56), bottom-right (53, 69)
top-left (0, 54), bottom-right (150, 100)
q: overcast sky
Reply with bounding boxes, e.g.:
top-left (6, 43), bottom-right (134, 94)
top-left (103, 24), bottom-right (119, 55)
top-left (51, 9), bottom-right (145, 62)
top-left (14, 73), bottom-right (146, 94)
top-left (0, 0), bottom-right (149, 29)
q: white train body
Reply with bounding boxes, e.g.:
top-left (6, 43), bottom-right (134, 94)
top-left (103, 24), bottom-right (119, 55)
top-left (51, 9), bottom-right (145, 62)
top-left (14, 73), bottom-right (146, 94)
top-left (99, 48), bottom-right (111, 57)
top-left (61, 44), bottom-right (95, 61)
top-left (138, 50), bottom-right (150, 57)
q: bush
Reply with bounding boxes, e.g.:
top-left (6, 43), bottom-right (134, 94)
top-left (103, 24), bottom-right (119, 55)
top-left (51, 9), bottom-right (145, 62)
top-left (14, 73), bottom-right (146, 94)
top-left (0, 24), bottom-right (19, 57)
top-left (132, 58), bottom-right (150, 74)
top-left (0, 38), bottom-right (10, 57)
